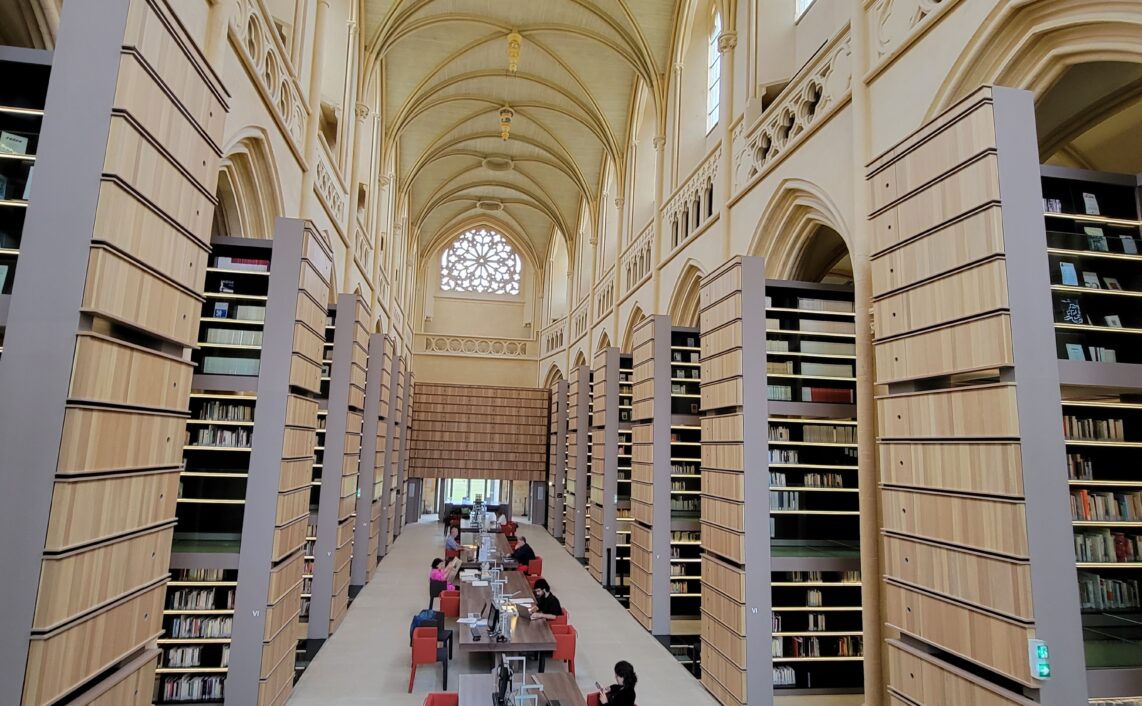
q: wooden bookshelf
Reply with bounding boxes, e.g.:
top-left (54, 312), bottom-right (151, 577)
top-left (398, 368), bottom-right (414, 532)
top-left (588, 348), bottom-right (632, 591)
top-left (388, 359), bottom-right (406, 545)
top-left (376, 337), bottom-right (398, 558)
top-left (352, 331), bottom-right (386, 588)
top-left (547, 379), bottom-right (568, 541)
top-left (565, 365), bottom-right (591, 560)
top-left (868, 87), bottom-right (1086, 704)
top-left (306, 294), bottom-right (368, 648)
top-left (0, 6), bottom-right (231, 703)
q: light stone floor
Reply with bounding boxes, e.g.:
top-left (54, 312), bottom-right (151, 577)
top-left (288, 517), bottom-right (721, 705)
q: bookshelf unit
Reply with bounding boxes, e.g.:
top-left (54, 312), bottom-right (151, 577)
top-left (547, 379), bottom-right (569, 541)
top-left (387, 357), bottom-right (406, 547)
top-left (565, 365), bottom-right (591, 560)
top-left (352, 331), bottom-right (387, 588)
top-left (399, 368), bottom-right (414, 529)
top-left (307, 294), bottom-right (368, 647)
top-left (698, 257), bottom-right (864, 706)
top-left (589, 348), bottom-right (632, 589)
top-left (1041, 167), bottom-right (1142, 698)
top-left (0, 6), bottom-right (231, 703)
top-left (377, 338), bottom-right (398, 558)
top-left (617, 359), bottom-right (634, 606)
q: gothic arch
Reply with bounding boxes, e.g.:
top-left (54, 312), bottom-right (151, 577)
top-left (215, 128), bottom-right (284, 239)
top-left (543, 363), bottom-right (564, 388)
top-left (930, 0), bottom-right (1142, 118)
top-left (621, 305), bottom-right (646, 353)
top-left (748, 179), bottom-right (851, 280)
top-left (596, 331), bottom-right (612, 353)
top-left (667, 261), bottom-right (704, 328)
top-left (572, 350), bottom-right (588, 369)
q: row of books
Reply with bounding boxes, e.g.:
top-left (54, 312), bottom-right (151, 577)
top-left (672, 531), bottom-right (701, 542)
top-left (771, 612), bottom-right (830, 631)
top-left (214, 255), bottom-right (269, 272)
top-left (780, 570), bottom-right (861, 583)
top-left (1057, 260), bottom-right (1132, 289)
top-left (209, 302), bottom-right (265, 321)
top-left (1055, 296), bottom-right (1126, 329)
top-left (188, 426), bottom-right (252, 448)
top-left (805, 589), bottom-right (823, 607)
top-left (168, 588), bottom-right (236, 611)
top-left (770, 491), bottom-right (803, 511)
top-left (804, 424), bottom-right (856, 443)
top-left (164, 646), bottom-right (210, 668)
top-left (204, 327), bottom-right (263, 346)
top-left (672, 463), bottom-right (699, 474)
top-left (1064, 416), bottom-right (1126, 441)
top-left (669, 564), bottom-right (699, 577)
top-left (1071, 489), bottom-right (1142, 522)
top-left (671, 365), bottom-right (701, 379)
top-left (671, 497), bottom-right (699, 513)
top-left (158, 675), bottom-right (224, 702)
top-left (767, 472), bottom-right (847, 489)
top-left (767, 339), bottom-right (856, 356)
top-left (670, 351), bottom-right (700, 363)
top-left (1074, 529), bottom-right (1142, 563)
top-left (802, 387), bottom-right (855, 403)
top-left (1077, 571), bottom-right (1141, 612)
top-left (770, 449), bottom-right (800, 464)
top-left (669, 581), bottom-right (698, 593)
top-left (772, 636), bottom-right (862, 658)
top-left (167, 615), bottom-right (232, 639)
top-left (773, 665), bottom-right (798, 687)
top-left (670, 480), bottom-right (696, 491)
top-left (202, 355), bottom-right (260, 376)
top-left (1067, 453), bottom-right (1095, 480)
top-left (196, 402), bottom-right (253, 422)
top-left (173, 568), bottom-right (229, 582)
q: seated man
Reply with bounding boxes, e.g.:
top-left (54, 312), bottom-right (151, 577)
top-left (510, 535), bottom-right (536, 566)
top-left (529, 578), bottom-right (563, 621)
top-left (445, 526), bottom-right (462, 553)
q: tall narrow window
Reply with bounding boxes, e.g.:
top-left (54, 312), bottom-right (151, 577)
top-left (795, 0), bottom-right (814, 19)
top-left (707, 11), bottom-right (722, 133)
top-left (440, 227), bottom-right (522, 295)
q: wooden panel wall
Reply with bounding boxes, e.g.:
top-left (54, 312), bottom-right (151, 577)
top-left (407, 382), bottom-right (548, 480)
top-left (628, 316), bottom-right (658, 631)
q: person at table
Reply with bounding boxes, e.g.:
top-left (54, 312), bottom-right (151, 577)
top-left (429, 558), bottom-right (456, 591)
top-left (529, 578), bottom-right (562, 621)
top-left (594, 660), bottom-right (637, 706)
top-left (510, 535), bottom-right (536, 566)
top-left (445, 526), bottom-right (462, 553)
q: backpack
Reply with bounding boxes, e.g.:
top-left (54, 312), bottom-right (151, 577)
top-left (409, 608), bottom-right (438, 642)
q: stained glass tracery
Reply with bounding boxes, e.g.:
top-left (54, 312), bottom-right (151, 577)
top-left (440, 227), bottom-right (522, 295)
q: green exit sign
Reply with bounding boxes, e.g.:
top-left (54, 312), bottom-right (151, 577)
top-left (1028, 639), bottom-right (1051, 680)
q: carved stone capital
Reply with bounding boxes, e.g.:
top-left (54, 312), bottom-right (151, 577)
top-left (673, 62), bottom-right (684, 75)
top-left (652, 135), bottom-right (666, 150)
top-left (718, 32), bottom-right (738, 53)
top-left (614, 197), bottom-right (624, 209)
top-left (355, 102), bottom-right (370, 120)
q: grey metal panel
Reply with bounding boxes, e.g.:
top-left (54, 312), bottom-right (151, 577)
top-left (1057, 359), bottom-right (1142, 389)
top-left (743, 258), bottom-right (774, 705)
top-left (649, 315), bottom-right (673, 635)
top-left (405, 477), bottom-right (422, 524)
top-left (309, 293), bottom-right (358, 640)
top-left (994, 86), bottom-right (1087, 705)
top-left (0, 2), bottom-right (128, 698)
top-left (530, 480), bottom-right (547, 526)
top-left (0, 46), bottom-right (52, 64)
top-left (228, 217), bottom-right (309, 705)
top-left (169, 552), bottom-right (242, 571)
top-left (351, 332), bottom-right (385, 587)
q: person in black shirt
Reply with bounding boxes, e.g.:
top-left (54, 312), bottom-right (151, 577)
top-left (530, 578), bottom-right (563, 620)
top-left (510, 535), bottom-right (536, 566)
top-left (595, 660), bottom-right (637, 706)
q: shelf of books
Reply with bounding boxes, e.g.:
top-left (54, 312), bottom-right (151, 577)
top-left (697, 257), bottom-right (863, 706)
top-left (629, 315), bottom-right (669, 633)
top-left (588, 349), bottom-right (633, 589)
top-left (547, 379), bottom-right (568, 541)
top-left (668, 326), bottom-right (703, 668)
top-left (352, 331), bottom-right (387, 589)
top-left (584, 384), bottom-right (595, 567)
top-left (306, 294), bottom-right (368, 648)
top-left (565, 365), bottom-right (590, 559)
top-left (388, 357), bottom-right (406, 548)
top-left (398, 369), bottom-right (414, 533)
top-left (0, 53), bottom-right (48, 362)
top-left (377, 338), bottom-right (398, 559)
top-left (616, 358), bottom-right (634, 607)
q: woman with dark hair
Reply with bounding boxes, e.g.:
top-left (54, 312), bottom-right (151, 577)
top-left (595, 660), bottom-right (637, 706)
top-left (429, 557), bottom-right (456, 590)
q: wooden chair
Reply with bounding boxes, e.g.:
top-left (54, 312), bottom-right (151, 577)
top-left (439, 589), bottom-right (460, 618)
top-left (409, 627), bottom-right (448, 692)
top-left (423, 694), bottom-right (458, 706)
top-left (550, 624), bottom-right (577, 675)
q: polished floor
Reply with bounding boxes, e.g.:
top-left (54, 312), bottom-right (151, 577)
top-left (288, 517), bottom-right (720, 705)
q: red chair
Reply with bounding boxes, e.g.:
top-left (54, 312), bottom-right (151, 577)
top-left (551, 608), bottom-right (569, 627)
top-left (409, 627), bottom-right (448, 692)
top-left (551, 624), bottom-right (577, 674)
top-left (587, 694), bottom-right (601, 706)
top-left (440, 590), bottom-right (459, 618)
top-left (423, 694), bottom-right (458, 706)
top-left (527, 574), bottom-right (539, 590)
top-left (444, 548), bottom-right (459, 561)
top-left (526, 557), bottom-right (543, 576)
top-left (550, 623), bottom-right (571, 635)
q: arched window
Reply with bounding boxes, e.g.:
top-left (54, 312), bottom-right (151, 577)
top-left (706, 10), bottom-right (722, 133)
top-left (440, 227), bottom-right (522, 295)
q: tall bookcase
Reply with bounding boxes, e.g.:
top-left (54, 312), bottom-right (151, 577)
top-left (589, 348), bottom-right (632, 589)
top-left (307, 294), bottom-right (368, 646)
top-left (868, 87), bottom-right (1086, 706)
top-left (377, 337), bottom-right (398, 558)
top-left (352, 331), bottom-right (387, 587)
top-left (617, 360), bottom-right (634, 606)
top-left (0, 3), bottom-right (231, 703)
top-left (565, 365), bottom-right (591, 560)
top-left (1039, 167), bottom-right (1142, 700)
top-left (399, 368), bottom-right (415, 528)
top-left (387, 357), bottom-right (406, 546)
top-left (547, 379), bottom-right (569, 541)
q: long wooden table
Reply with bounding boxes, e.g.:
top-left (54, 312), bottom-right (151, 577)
top-left (460, 532), bottom-right (513, 566)
top-left (458, 570), bottom-right (556, 667)
top-left (458, 672), bottom-right (583, 706)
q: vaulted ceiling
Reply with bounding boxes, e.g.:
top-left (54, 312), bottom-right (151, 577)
top-left (363, 0), bottom-right (677, 264)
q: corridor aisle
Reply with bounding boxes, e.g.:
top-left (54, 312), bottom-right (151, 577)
top-left (288, 519), bottom-right (720, 705)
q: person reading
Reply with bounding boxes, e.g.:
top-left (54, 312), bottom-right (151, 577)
top-left (429, 558), bottom-right (457, 591)
top-left (510, 535), bottom-right (536, 565)
top-left (593, 661), bottom-right (637, 706)
top-left (445, 526), bottom-right (462, 553)
top-left (529, 578), bottom-right (562, 620)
